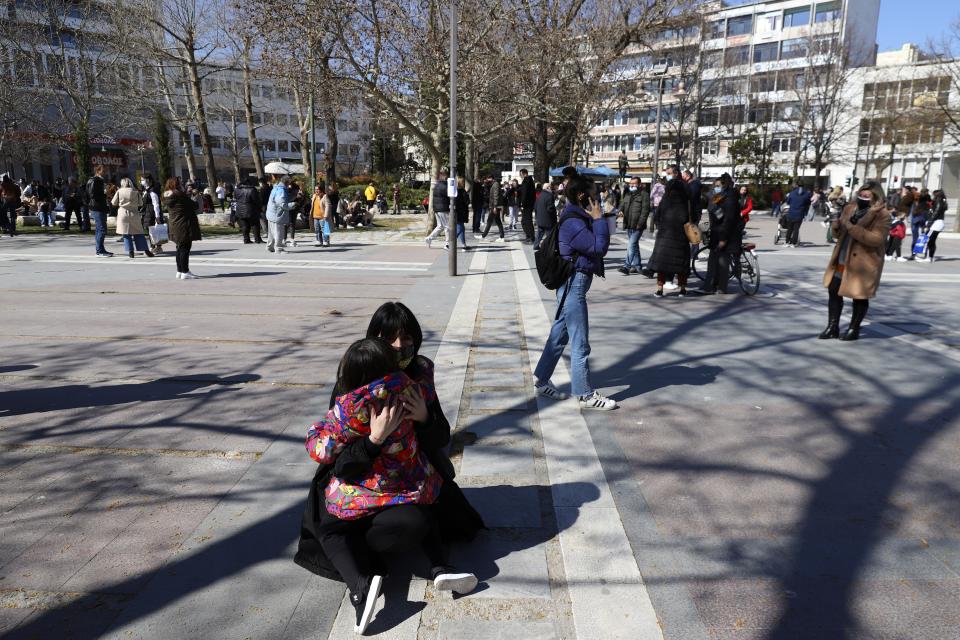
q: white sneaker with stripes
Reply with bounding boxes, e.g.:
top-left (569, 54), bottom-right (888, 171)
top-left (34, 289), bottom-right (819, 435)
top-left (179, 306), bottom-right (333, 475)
top-left (535, 380), bottom-right (569, 401)
top-left (578, 391), bottom-right (618, 410)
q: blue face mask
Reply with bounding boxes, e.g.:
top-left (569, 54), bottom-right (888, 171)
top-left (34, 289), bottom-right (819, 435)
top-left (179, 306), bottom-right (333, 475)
top-left (713, 186), bottom-right (722, 194)
top-left (665, 175), bottom-right (674, 182)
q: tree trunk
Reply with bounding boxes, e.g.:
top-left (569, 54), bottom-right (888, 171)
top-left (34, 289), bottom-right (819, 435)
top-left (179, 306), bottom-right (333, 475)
top-left (241, 45), bottom-right (264, 179)
top-left (292, 85), bottom-right (312, 179)
top-left (324, 110), bottom-right (338, 184)
top-left (73, 117), bottom-right (91, 185)
top-left (176, 127), bottom-right (197, 182)
top-left (184, 51), bottom-right (218, 185)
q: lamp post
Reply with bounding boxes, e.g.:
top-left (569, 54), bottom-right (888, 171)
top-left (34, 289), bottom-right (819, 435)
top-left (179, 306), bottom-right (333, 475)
top-left (651, 71), bottom-right (667, 180)
top-left (447, 0), bottom-right (458, 276)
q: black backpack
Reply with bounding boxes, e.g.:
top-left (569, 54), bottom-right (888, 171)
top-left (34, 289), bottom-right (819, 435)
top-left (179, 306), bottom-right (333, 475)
top-left (535, 211), bottom-right (587, 290)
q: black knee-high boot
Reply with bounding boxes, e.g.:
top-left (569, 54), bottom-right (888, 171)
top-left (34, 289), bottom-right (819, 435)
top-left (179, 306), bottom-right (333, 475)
top-left (819, 283), bottom-right (843, 339)
top-left (841, 299), bottom-right (868, 341)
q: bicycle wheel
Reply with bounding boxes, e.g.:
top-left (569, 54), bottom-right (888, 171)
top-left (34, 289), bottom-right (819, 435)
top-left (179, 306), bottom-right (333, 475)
top-left (738, 250), bottom-right (760, 295)
top-left (774, 227), bottom-right (783, 245)
top-left (692, 245), bottom-right (710, 281)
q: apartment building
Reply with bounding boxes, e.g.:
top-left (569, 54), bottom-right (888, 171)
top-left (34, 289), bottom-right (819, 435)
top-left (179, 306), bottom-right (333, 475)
top-left (586, 0), bottom-right (882, 183)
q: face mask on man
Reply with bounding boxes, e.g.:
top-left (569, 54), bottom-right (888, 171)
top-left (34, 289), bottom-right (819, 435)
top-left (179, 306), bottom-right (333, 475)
top-left (629, 185), bottom-right (638, 192)
top-left (713, 186), bottom-right (722, 194)
top-left (665, 174), bottom-right (674, 182)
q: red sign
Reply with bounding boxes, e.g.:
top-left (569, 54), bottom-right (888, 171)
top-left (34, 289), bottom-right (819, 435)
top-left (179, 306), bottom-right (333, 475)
top-left (88, 151), bottom-right (128, 169)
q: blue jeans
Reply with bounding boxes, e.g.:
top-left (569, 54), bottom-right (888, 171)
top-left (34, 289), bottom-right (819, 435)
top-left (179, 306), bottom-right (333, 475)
top-left (456, 222), bottom-right (466, 245)
top-left (39, 209), bottom-right (55, 226)
top-left (534, 271), bottom-right (593, 397)
top-left (771, 202), bottom-right (781, 216)
top-left (122, 234), bottom-right (149, 252)
top-left (911, 220), bottom-right (925, 254)
top-left (92, 210), bottom-right (108, 254)
top-left (624, 229), bottom-right (642, 269)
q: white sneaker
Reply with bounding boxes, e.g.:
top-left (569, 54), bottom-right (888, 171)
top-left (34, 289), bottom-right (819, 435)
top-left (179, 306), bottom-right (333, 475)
top-left (535, 380), bottom-right (569, 401)
top-left (920, 256), bottom-right (931, 263)
top-left (579, 391), bottom-right (618, 411)
top-left (425, 237), bottom-right (433, 248)
top-left (181, 272), bottom-right (199, 279)
top-left (663, 281), bottom-right (679, 291)
top-left (896, 256), bottom-right (908, 262)
top-left (176, 272), bottom-right (183, 279)
top-left (473, 234), bottom-right (483, 240)
top-left (884, 255), bottom-right (892, 261)
top-left (313, 240), bottom-right (322, 247)
top-left (494, 237), bottom-right (505, 243)
top-left (276, 247), bottom-right (286, 253)
top-left (433, 571), bottom-right (478, 595)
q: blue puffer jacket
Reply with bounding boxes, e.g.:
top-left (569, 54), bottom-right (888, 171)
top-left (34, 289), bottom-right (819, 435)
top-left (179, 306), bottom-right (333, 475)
top-left (785, 187), bottom-right (812, 221)
top-left (558, 204), bottom-right (609, 275)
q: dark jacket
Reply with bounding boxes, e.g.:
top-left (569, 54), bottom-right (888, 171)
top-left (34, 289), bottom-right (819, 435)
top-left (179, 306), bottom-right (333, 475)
top-left (709, 188), bottom-right (742, 248)
top-left (518, 175), bottom-right (536, 210)
top-left (139, 187), bottom-right (162, 227)
top-left (164, 190), bottom-right (201, 244)
top-left (258, 183), bottom-right (272, 214)
top-left (86, 176), bottom-right (108, 212)
top-left (785, 187), bottom-right (812, 221)
top-left (647, 179), bottom-right (691, 276)
top-left (559, 204), bottom-right (609, 276)
top-left (471, 181), bottom-right (486, 215)
top-left (233, 184), bottom-right (261, 220)
top-left (455, 189), bottom-right (469, 224)
top-left (620, 187), bottom-right (650, 231)
top-left (488, 180), bottom-right (504, 211)
top-left (534, 190), bottom-right (557, 228)
top-left (294, 357), bottom-right (483, 582)
top-left (432, 180), bottom-right (450, 213)
top-left (686, 178), bottom-right (703, 224)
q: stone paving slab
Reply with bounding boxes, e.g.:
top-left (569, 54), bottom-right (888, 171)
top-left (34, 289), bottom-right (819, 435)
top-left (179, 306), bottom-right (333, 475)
top-left (437, 619), bottom-right (559, 640)
top-left (461, 485), bottom-right (542, 528)
top-left (469, 388), bottom-right (530, 412)
top-left (459, 442), bottom-right (537, 481)
top-left (449, 530), bottom-right (552, 600)
top-left (460, 413), bottom-right (532, 441)
top-left (470, 366), bottom-right (526, 389)
top-left (472, 348), bottom-right (525, 371)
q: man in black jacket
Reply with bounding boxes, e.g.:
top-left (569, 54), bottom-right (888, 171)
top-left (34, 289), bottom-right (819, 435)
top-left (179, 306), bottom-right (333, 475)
top-left (61, 176), bottom-right (84, 231)
top-left (234, 178), bottom-right (263, 243)
top-left (470, 178), bottom-right (486, 233)
top-left (682, 170), bottom-right (703, 224)
top-left (618, 176), bottom-right (650, 275)
top-left (533, 181), bottom-right (557, 247)
top-left (698, 174), bottom-right (742, 295)
top-left (518, 169), bottom-right (536, 242)
top-left (86, 164), bottom-right (112, 257)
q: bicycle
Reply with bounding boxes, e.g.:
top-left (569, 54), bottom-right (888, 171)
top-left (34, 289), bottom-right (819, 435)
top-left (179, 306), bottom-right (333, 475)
top-left (692, 242), bottom-right (761, 295)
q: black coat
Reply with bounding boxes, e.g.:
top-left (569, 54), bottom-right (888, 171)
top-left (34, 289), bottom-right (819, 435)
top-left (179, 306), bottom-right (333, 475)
top-left (455, 189), bottom-right (469, 224)
top-left (518, 175), bottom-right (536, 210)
top-left (294, 358), bottom-right (484, 582)
top-left (164, 191), bottom-right (201, 244)
top-left (432, 180), bottom-right (450, 213)
top-left (471, 181), bottom-right (486, 215)
top-left (709, 188), bottom-right (742, 248)
top-left (534, 190), bottom-right (557, 228)
top-left (647, 180), bottom-right (691, 276)
top-left (233, 184), bottom-right (261, 220)
top-left (687, 178), bottom-right (703, 224)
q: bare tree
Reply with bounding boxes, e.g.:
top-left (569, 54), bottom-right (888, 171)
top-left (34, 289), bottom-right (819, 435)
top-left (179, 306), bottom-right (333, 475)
top-left (926, 16), bottom-right (960, 146)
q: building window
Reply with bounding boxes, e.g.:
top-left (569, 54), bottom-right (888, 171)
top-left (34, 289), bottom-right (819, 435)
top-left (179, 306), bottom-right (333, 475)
top-left (193, 134), bottom-right (201, 148)
top-left (261, 85), bottom-right (272, 99)
top-left (291, 141), bottom-right (301, 153)
top-left (749, 103), bottom-right (774, 124)
top-left (724, 45), bottom-right (750, 67)
top-left (756, 12), bottom-right (779, 34)
top-left (771, 137), bottom-right (799, 152)
top-left (780, 38), bottom-right (809, 60)
top-left (777, 102), bottom-right (802, 121)
top-left (726, 15), bottom-right (753, 37)
top-left (750, 72), bottom-right (777, 93)
top-left (707, 20), bottom-right (725, 39)
top-left (719, 104), bottom-right (745, 125)
top-left (698, 106), bottom-right (720, 127)
top-left (702, 49), bottom-right (722, 68)
top-left (700, 140), bottom-right (719, 156)
top-left (783, 6), bottom-right (811, 28)
top-left (277, 140), bottom-right (289, 153)
top-left (814, 1), bottom-right (841, 23)
top-left (261, 139), bottom-right (275, 152)
top-left (614, 110), bottom-right (627, 126)
top-left (753, 43), bottom-right (779, 63)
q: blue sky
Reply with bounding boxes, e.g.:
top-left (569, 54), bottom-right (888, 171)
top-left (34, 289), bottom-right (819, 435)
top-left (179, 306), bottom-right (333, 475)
top-left (877, 0), bottom-right (958, 52)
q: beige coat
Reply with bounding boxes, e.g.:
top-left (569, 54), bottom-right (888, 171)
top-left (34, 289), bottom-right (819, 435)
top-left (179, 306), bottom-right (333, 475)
top-left (822, 202), bottom-right (891, 300)
top-left (112, 187), bottom-right (144, 235)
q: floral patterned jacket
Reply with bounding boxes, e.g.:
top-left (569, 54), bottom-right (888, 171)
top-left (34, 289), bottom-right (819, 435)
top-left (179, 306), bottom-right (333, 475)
top-left (305, 368), bottom-right (442, 520)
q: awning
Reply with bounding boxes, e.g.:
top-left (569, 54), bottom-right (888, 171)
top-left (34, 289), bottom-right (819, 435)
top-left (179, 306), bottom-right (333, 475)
top-left (548, 165), bottom-right (619, 179)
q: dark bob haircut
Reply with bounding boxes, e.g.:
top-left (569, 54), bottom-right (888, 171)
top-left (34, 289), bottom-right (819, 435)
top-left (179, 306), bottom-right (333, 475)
top-left (336, 338), bottom-right (398, 393)
top-left (366, 301), bottom-right (423, 353)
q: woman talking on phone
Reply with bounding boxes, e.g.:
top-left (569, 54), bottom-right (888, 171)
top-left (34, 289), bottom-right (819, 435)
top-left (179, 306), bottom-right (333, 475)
top-left (533, 175), bottom-right (617, 411)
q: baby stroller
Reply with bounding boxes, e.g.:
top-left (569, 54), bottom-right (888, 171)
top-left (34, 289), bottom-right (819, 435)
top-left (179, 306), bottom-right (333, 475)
top-left (774, 213), bottom-right (790, 245)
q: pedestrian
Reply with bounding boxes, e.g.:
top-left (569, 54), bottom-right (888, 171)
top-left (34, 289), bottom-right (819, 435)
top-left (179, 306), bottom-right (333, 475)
top-left (739, 185), bottom-right (753, 225)
top-left (86, 165), bottom-right (113, 257)
top-left (454, 176), bottom-right (469, 250)
top-left (518, 168), bottom-right (536, 243)
top-left (312, 184), bottom-right (333, 247)
top-left (265, 172), bottom-right (295, 253)
top-left (470, 178), bottom-right (486, 234)
top-left (163, 177), bottom-right (202, 279)
top-left (909, 187), bottom-right (929, 259)
top-left (364, 182), bottom-right (377, 209)
top-left (425, 170), bottom-right (450, 249)
top-left (258, 177), bottom-right (272, 236)
top-left (0, 174), bottom-right (20, 236)
top-left (770, 185), bottom-right (783, 217)
top-left (295, 304), bottom-right (483, 634)
top-left (783, 180), bottom-right (811, 247)
top-left (647, 173), bottom-right (692, 297)
top-left (392, 183), bottom-right (401, 215)
top-left (681, 170), bottom-right (703, 223)
top-left (819, 181), bottom-right (890, 341)
top-left (616, 176), bottom-right (650, 275)
top-left (233, 177), bottom-right (263, 244)
top-left (808, 188), bottom-right (822, 222)
top-left (618, 149), bottom-right (629, 182)
top-left (533, 175), bottom-right (617, 410)
top-left (112, 177), bottom-right (153, 259)
top-left (478, 176), bottom-right (505, 242)
top-left (826, 186), bottom-right (846, 244)
top-left (923, 190), bottom-right (947, 263)
top-left (506, 179), bottom-right (519, 231)
top-left (885, 212), bottom-right (907, 262)
top-left (697, 173), bottom-right (742, 295)
top-left (216, 181), bottom-right (226, 211)
top-left (534, 180), bottom-right (558, 248)
top-left (61, 176), bottom-right (84, 231)
top-left (140, 175), bottom-right (165, 253)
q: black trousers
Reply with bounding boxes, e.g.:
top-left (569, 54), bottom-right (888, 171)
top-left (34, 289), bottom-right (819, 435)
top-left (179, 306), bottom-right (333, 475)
top-left (521, 206), bottom-right (534, 240)
top-left (318, 504), bottom-right (446, 590)
top-left (928, 230), bottom-right (940, 258)
top-left (704, 245), bottom-right (733, 293)
top-left (828, 274), bottom-right (868, 323)
top-left (63, 203), bottom-right (83, 229)
top-left (787, 220), bottom-right (802, 245)
top-left (885, 237), bottom-right (902, 257)
top-left (482, 209), bottom-right (504, 238)
top-left (176, 240), bottom-right (192, 273)
top-left (239, 218), bottom-right (262, 242)
top-left (472, 206), bottom-right (483, 232)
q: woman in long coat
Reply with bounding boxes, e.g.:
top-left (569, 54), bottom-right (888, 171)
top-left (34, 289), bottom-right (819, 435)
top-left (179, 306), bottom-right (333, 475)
top-left (163, 177), bottom-right (202, 279)
top-left (112, 178), bottom-right (153, 259)
top-left (819, 180), bottom-right (891, 341)
top-left (646, 178), bottom-right (692, 297)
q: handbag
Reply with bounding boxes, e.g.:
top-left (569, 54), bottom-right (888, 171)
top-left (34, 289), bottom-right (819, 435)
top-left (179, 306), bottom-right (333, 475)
top-left (149, 223), bottom-right (168, 244)
top-left (684, 209), bottom-right (701, 244)
top-left (912, 232), bottom-right (929, 255)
